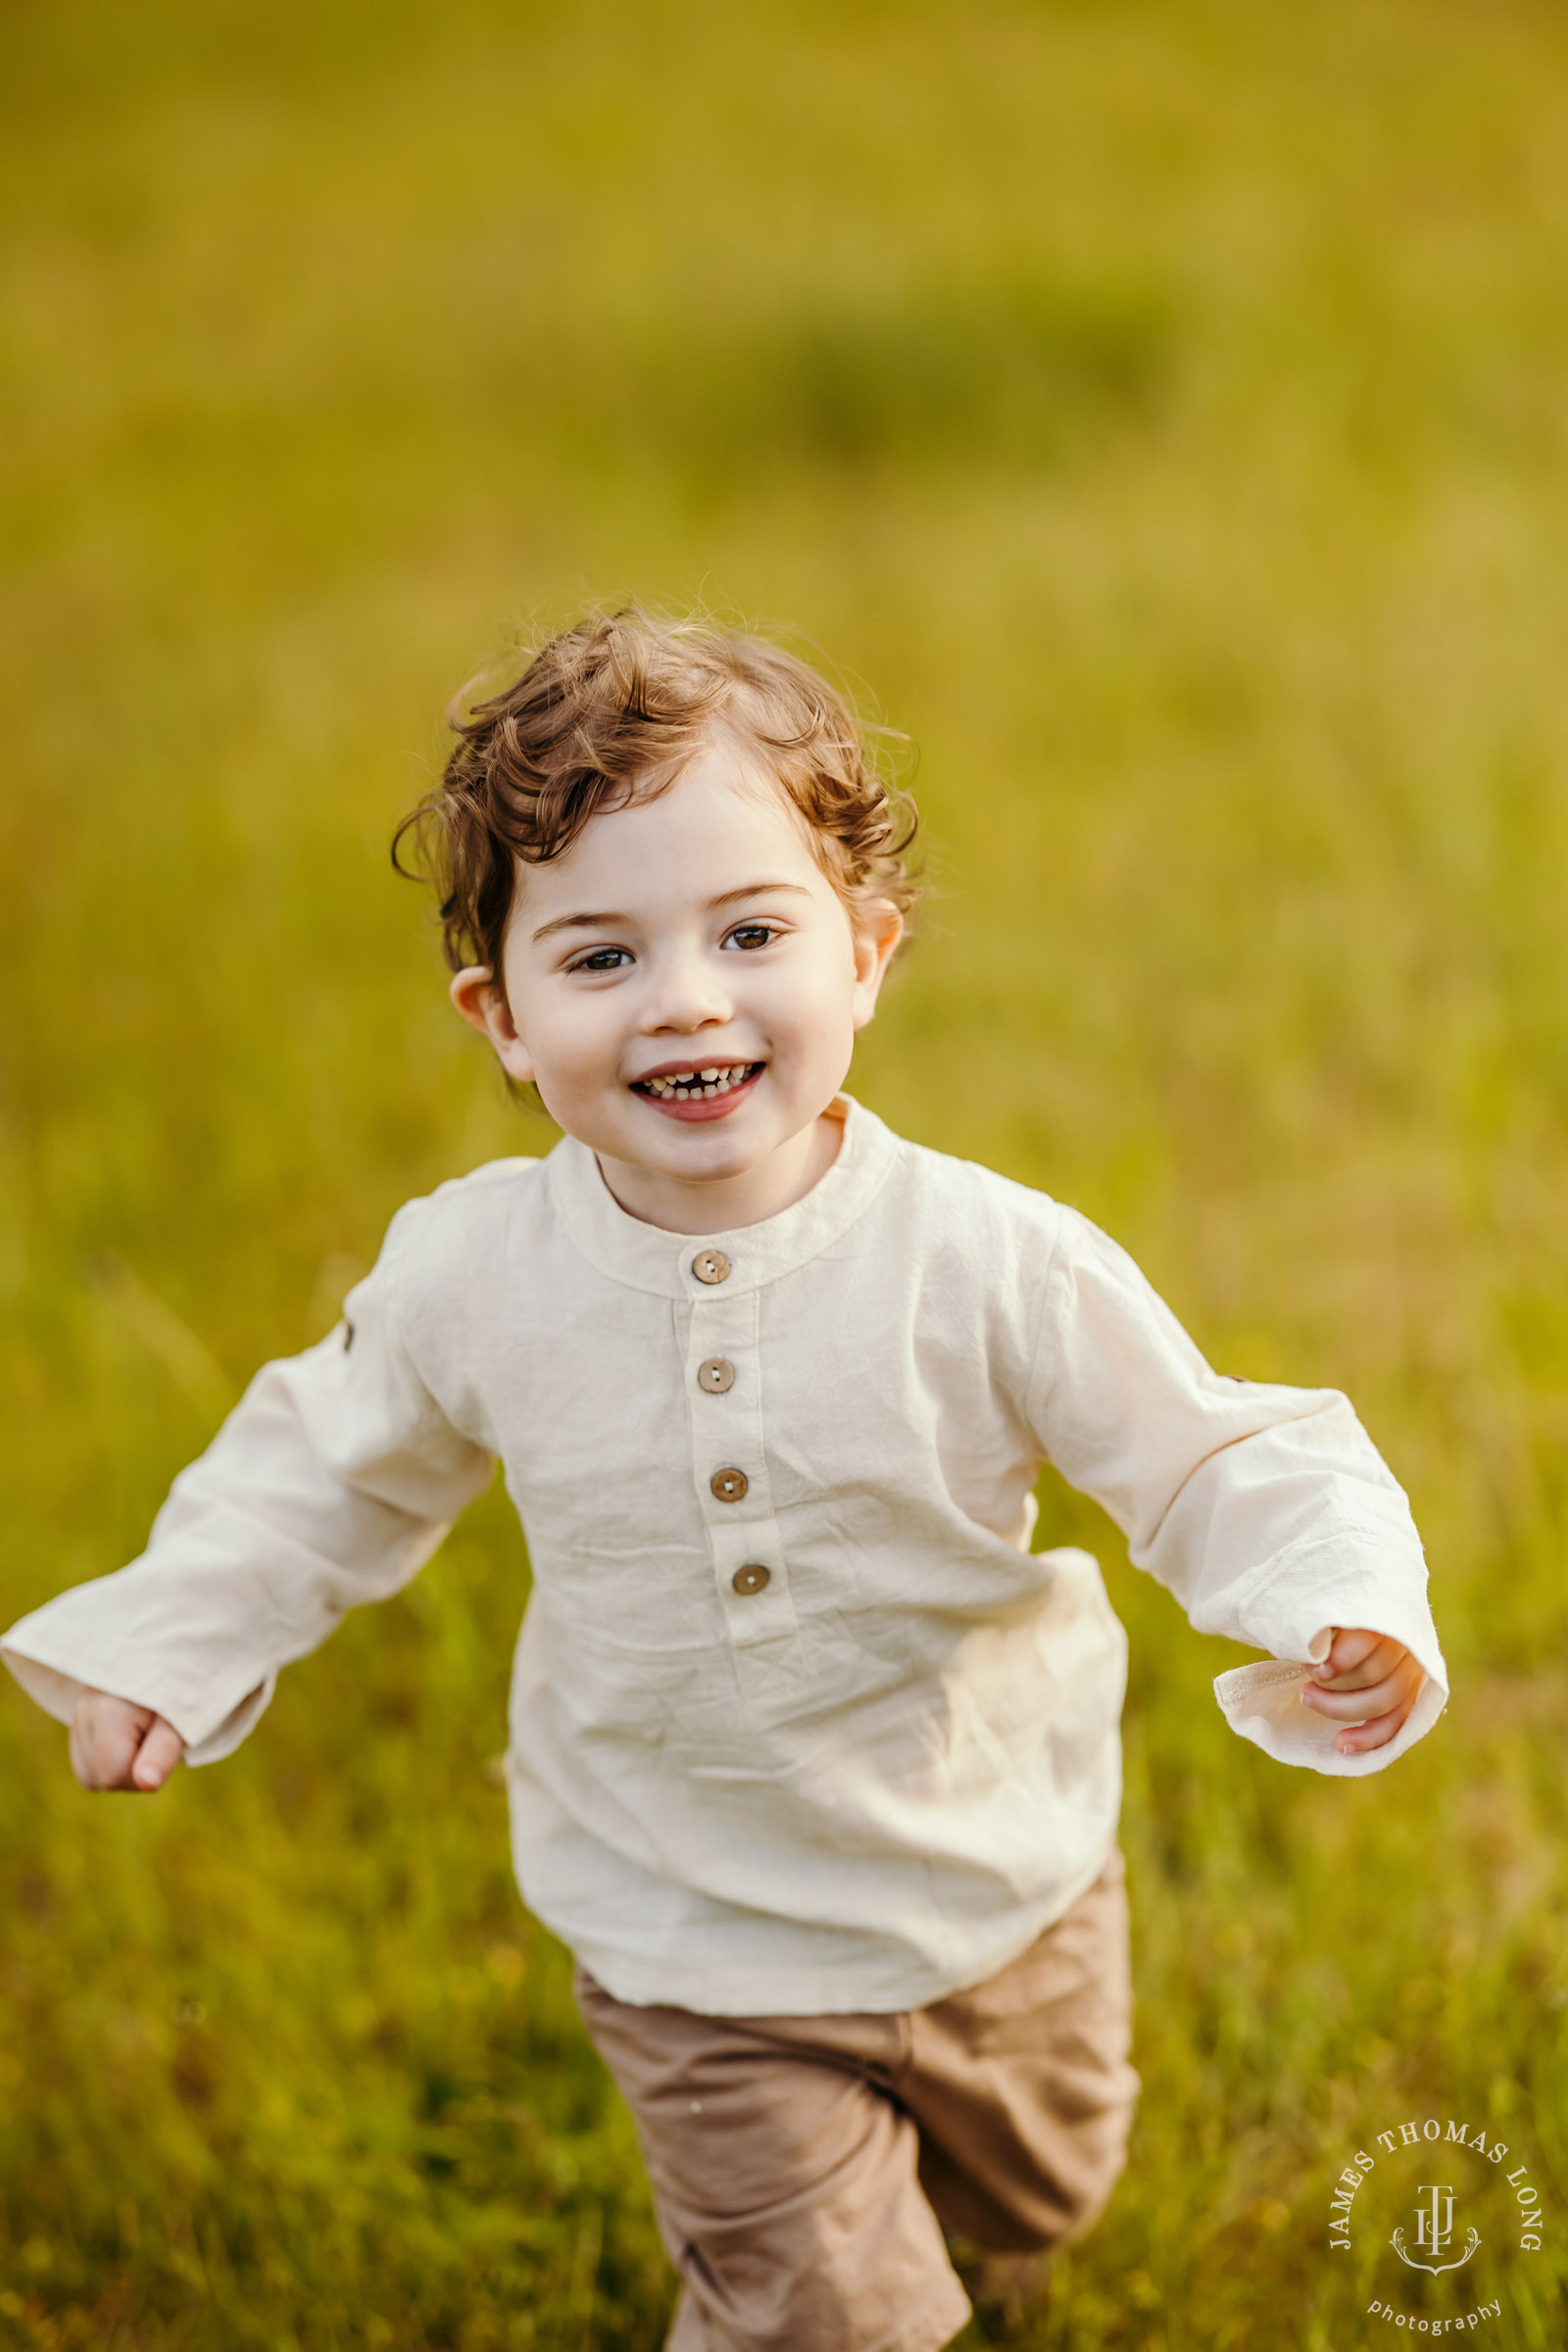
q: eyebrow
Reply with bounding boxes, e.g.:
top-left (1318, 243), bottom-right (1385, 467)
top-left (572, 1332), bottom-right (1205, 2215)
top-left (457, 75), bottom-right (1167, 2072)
top-left (530, 881), bottom-right (811, 945)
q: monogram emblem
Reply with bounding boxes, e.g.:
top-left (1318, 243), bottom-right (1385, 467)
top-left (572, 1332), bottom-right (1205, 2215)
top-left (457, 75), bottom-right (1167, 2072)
top-left (1390, 2184), bottom-right (1480, 2275)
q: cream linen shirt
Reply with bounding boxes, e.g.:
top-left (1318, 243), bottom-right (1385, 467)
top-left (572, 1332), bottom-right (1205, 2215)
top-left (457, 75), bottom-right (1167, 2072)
top-left (2, 1097), bottom-right (1447, 2015)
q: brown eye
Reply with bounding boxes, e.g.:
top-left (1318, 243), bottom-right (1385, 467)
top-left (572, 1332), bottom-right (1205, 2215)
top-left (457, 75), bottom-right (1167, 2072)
top-left (726, 924), bottom-right (777, 952)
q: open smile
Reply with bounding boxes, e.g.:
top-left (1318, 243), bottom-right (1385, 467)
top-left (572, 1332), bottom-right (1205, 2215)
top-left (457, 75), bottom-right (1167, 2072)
top-left (630, 1060), bottom-right (764, 1122)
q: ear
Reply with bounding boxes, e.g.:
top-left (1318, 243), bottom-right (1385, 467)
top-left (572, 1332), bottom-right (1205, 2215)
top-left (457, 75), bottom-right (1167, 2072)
top-left (449, 966), bottom-right (537, 1086)
top-left (849, 901), bottom-right (905, 1032)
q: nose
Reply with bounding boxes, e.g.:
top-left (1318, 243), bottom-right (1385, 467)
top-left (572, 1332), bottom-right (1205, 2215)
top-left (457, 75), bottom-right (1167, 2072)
top-left (640, 941), bottom-right (734, 1036)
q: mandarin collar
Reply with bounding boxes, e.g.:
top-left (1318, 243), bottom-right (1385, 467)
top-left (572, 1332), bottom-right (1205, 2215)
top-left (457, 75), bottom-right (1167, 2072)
top-left (546, 1095), bottom-right (900, 1298)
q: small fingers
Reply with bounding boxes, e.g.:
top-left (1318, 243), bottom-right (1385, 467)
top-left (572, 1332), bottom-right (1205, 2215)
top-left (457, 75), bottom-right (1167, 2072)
top-left (1328, 1701), bottom-right (1409, 1757)
top-left (1300, 1658), bottom-right (1426, 1755)
top-left (1301, 1666), bottom-right (1407, 1722)
top-left (1317, 1625), bottom-right (1384, 1680)
top-left (1314, 1631), bottom-right (1402, 1690)
top-left (70, 1690), bottom-right (152, 1789)
top-left (131, 1718), bottom-right (184, 1791)
top-left (68, 1690), bottom-right (183, 1791)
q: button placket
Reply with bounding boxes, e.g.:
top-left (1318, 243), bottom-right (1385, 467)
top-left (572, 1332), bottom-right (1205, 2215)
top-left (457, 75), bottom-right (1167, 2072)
top-left (682, 1276), bottom-right (794, 1645)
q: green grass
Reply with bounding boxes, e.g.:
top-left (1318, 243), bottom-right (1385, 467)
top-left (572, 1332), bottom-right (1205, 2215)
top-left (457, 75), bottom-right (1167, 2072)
top-left (3, 0), bottom-right (1568, 2343)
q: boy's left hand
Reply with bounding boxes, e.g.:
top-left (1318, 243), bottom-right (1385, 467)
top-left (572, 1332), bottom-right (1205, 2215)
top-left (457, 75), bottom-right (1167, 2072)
top-left (1297, 1627), bottom-right (1426, 1756)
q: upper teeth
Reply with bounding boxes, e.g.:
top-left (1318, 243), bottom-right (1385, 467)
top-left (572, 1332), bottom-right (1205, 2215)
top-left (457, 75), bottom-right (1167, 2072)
top-left (640, 1064), bottom-right (755, 1099)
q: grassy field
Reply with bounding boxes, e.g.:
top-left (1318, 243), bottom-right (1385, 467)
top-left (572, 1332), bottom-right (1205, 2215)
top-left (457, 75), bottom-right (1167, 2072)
top-left (3, 0), bottom-right (1568, 2343)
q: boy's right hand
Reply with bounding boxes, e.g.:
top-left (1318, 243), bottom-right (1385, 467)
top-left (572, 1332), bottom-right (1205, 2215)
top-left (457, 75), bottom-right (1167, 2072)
top-left (69, 1687), bottom-right (184, 1791)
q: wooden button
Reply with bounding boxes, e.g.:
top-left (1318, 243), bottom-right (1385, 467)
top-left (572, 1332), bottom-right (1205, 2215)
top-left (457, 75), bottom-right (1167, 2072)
top-left (692, 1249), bottom-right (731, 1285)
top-left (698, 1357), bottom-right (736, 1394)
top-left (710, 1467), bottom-right (749, 1503)
top-left (731, 1564), bottom-right (770, 1596)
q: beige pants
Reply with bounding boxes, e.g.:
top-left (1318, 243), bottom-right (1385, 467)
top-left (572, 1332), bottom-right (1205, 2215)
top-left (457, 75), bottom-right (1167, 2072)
top-left (573, 1849), bottom-right (1138, 2352)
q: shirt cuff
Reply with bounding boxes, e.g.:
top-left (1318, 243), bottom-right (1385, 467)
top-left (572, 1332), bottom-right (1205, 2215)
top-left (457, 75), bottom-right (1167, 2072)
top-left (1, 1634), bottom-right (275, 1766)
top-left (1212, 1606), bottom-right (1448, 1777)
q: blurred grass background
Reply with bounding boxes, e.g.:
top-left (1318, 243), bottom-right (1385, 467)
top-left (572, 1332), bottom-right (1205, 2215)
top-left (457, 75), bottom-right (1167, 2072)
top-left (3, 0), bottom-right (1567, 2344)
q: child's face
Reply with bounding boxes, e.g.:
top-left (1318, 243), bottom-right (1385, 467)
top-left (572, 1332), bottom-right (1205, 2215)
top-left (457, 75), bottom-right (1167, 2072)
top-left (450, 745), bottom-right (902, 1228)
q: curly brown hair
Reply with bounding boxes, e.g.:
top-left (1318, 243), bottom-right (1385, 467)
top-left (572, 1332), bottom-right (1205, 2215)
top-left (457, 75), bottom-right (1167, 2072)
top-left (393, 609), bottom-right (919, 982)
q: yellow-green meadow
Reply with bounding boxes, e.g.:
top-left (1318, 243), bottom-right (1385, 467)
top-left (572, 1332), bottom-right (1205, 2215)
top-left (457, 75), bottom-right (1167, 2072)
top-left (2, 2), bottom-right (1565, 2344)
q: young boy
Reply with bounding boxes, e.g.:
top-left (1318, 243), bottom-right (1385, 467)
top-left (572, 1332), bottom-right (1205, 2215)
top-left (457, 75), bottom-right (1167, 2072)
top-left (3, 612), bottom-right (1446, 2351)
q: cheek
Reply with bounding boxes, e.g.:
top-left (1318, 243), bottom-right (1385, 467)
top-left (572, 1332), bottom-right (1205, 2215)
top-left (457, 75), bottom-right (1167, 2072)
top-left (798, 939), bottom-right (862, 1020)
top-left (768, 963), bottom-right (859, 1058)
top-left (526, 994), bottom-right (622, 1086)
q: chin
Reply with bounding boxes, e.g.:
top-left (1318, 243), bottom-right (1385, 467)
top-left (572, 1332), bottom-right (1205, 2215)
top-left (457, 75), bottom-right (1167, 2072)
top-left (665, 1134), bottom-right (760, 1180)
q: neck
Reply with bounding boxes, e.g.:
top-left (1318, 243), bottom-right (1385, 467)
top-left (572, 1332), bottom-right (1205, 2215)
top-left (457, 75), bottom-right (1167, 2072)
top-left (594, 1108), bottom-right (844, 1234)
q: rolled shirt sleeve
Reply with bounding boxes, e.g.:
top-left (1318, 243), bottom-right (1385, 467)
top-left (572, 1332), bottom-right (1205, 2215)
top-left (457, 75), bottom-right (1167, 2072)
top-left (1, 1200), bottom-right (494, 1763)
top-left (1027, 1207), bottom-right (1447, 1776)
